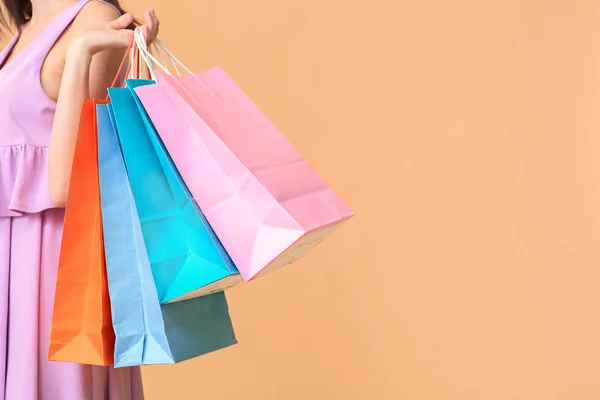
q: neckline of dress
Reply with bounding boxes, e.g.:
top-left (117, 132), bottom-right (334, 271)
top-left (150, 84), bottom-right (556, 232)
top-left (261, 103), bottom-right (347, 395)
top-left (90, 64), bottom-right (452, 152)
top-left (0, 1), bottom-right (84, 73)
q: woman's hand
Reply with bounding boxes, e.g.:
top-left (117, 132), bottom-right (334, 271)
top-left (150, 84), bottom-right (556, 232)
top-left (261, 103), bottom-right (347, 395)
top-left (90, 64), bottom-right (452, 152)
top-left (140, 9), bottom-right (160, 45)
top-left (70, 9), bottom-right (159, 57)
top-left (49, 7), bottom-right (159, 207)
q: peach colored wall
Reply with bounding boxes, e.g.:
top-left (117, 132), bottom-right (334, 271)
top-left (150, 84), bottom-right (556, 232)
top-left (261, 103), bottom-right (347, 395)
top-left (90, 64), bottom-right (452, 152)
top-left (5, 0), bottom-right (600, 398)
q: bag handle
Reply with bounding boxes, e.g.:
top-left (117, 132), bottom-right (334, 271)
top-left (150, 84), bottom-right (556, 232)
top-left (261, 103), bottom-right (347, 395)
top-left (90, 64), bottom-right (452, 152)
top-left (131, 34), bottom-right (153, 80)
top-left (110, 39), bottom-right (135, 87)
top-left (105, 37), bottom-right (143, 100)
top-left (133, 27), bottom-right (224, 106)
top-left (134, 27), bottom-right (193, 80)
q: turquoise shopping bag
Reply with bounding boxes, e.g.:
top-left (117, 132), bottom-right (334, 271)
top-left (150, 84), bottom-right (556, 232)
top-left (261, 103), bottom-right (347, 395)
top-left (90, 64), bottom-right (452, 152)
top-left (107, 80), bottom-right (241, 304)
top-left (97, 103), bottom-right (237, 366)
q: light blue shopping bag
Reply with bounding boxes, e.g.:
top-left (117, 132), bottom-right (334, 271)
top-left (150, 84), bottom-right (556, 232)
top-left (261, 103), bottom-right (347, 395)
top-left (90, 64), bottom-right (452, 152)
top-left (97, 103), bottom-right (237, 367)
top-left (107, 80), bottom-right (241, 304)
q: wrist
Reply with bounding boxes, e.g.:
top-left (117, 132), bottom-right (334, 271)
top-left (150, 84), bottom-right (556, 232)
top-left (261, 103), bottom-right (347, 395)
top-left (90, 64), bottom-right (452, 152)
top-left (67, 34), bottom-right (94, 63)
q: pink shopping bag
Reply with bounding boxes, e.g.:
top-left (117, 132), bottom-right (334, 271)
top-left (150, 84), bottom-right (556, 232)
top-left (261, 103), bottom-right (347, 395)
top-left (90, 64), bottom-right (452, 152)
top-left (134, 67), bottom-right (354, 281)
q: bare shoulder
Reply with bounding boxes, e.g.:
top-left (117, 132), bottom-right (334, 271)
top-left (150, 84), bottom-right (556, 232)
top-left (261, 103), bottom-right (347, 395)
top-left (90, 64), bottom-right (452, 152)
top-left (39, 1), bottom-right (123, 101)
top-left (71, 1), bottom-right (122, 30)
top-left (58, 1), bottom-right (122, 50)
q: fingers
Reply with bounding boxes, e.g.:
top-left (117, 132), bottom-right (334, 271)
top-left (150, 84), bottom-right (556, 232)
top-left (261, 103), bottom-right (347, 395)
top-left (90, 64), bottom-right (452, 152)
top-left (106, 29), bottom-right (134, 49)
top-left (121, 29), bottom-right (134, 43)
top-left (143, 9), bottom-right (159, 44)
top-left (104, 30), bottom-right (133, 50)
top-left (78, 28), bottom-right (133, 55)
top-left (108, 13), bottom-right (134, 30)
top-left (108, 9), bottom-right (159, 46)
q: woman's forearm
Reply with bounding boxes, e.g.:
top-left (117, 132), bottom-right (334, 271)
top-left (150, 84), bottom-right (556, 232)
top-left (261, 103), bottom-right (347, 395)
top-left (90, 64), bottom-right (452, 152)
top-left (47, 10), bottom-right (157, 208)
top-left (48, 40), bottom-right (93, 207)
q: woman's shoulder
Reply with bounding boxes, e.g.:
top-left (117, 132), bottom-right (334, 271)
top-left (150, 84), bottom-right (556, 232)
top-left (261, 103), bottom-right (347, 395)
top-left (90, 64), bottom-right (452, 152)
top-left (39, 1), bottom-right (124, 101)
top-left (55, 1), bottom-right (122, 55)
top-left (71, 1), bottom-right (122, 31)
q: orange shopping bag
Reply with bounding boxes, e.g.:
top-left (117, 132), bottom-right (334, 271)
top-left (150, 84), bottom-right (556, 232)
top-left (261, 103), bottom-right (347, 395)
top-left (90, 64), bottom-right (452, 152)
top-left (48, 98), bottom-right (115, 366)
top-left (47, 41), bottom-right (148, 366)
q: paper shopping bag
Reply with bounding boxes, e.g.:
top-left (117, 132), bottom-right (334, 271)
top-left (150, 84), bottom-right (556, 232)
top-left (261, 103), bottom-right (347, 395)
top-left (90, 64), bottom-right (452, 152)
top-left (134, 68), bottom-right (355, 281)
top-left (48, 99), bottom-right (115, 366)
top-left (97, 101), bottom-right (167, 366)
top-left (97, 103), bottom-right (237, 367)
top-left (106, 80), bottom-right (240, 304)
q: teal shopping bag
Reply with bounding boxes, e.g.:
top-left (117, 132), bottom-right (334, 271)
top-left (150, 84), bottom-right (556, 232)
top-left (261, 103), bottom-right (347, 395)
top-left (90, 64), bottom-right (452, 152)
top-left (97, 103), bottom-right (237, 366)
top-left (107, 80), bottom-right (241, 304)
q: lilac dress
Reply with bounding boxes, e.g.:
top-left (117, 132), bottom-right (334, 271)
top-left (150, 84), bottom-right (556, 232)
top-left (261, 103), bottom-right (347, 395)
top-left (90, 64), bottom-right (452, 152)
top-left (0, 1), bottom-right (144, 399)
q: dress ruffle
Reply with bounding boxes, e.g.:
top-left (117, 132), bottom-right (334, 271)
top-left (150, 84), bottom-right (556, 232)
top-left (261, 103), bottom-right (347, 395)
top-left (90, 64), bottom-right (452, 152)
top-left (0, 145), bottom-right (56, 217)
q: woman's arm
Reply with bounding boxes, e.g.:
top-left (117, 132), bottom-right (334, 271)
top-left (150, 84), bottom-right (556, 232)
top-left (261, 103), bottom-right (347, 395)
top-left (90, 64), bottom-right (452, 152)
top-left (48, 7), bottom-right (158, 207)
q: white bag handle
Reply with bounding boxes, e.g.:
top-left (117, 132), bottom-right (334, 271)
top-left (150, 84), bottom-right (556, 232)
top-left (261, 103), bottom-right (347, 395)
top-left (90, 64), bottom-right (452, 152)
top-left (135, 28), bottom-right (185, 77)
top-left (132, 27), bottom-right (223, 105)
top-left (134, 27), bottom-right (193, 80)
top-left (124, 34), bottom-right (148, 80)
top-left (133, 28), bottom-right (154, 79)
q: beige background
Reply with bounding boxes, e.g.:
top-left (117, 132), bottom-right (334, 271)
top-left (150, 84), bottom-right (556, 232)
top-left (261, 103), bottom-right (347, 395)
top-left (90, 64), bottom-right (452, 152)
top-left (6, 0), bottom-right (600, 398)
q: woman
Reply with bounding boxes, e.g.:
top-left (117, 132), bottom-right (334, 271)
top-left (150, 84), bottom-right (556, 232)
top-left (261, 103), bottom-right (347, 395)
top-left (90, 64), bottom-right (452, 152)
top-left (0, 0), bottom-right (158, 398)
